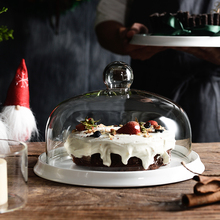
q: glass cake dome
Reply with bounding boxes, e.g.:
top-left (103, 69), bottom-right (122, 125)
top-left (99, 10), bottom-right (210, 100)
top-left (45, 61), bottom-right (192, 167)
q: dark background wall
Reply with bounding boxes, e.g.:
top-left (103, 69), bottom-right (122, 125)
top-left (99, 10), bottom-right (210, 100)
top-left (0, 0), bottom-right (129, 141)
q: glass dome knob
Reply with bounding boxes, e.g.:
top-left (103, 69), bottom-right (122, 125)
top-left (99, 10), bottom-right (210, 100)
top-left (103, 61), bottom-right (134, 90)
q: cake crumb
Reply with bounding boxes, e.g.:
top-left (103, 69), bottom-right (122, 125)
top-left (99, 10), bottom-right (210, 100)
top-left (110, 129), bottom-right (116, 136)
top-left (109, 134), bottom-right (114, 140)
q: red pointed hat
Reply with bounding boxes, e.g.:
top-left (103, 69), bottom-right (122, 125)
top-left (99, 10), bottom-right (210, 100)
top-left (4, 59), bottom-right (30, 109)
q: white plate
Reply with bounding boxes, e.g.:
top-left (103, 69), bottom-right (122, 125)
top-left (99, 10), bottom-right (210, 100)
top-left (34, 145), bottom-right (205, 188)
top-left (130, 34), bottom-right (220, 47)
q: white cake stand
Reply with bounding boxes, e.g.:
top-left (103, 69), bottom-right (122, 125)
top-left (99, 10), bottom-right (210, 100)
top-left (34, 145), bottom-right (205, 188)
top-left (130, 34), bottom-right (220, 47)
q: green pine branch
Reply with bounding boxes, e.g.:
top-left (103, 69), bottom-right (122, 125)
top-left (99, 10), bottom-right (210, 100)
top-left (0, 7), bottom-right (14, 42)
top-left (0, 7), bottom-right (7, 14)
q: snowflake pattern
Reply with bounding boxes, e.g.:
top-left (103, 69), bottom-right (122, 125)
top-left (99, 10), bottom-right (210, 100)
top-left (15, 71), bottom-right (28, 88)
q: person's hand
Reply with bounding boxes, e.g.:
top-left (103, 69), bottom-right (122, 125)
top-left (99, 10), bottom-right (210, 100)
top-left (96, 21), bottom-right (220, 65)
top-left (119, 23), bottom-right (167, 60)
top-left (120, 23), bottom-right (220, 65)
top-left (173, 47), bottom-right (220, 65)
top-left (96, 21), bottom-right (167, 59)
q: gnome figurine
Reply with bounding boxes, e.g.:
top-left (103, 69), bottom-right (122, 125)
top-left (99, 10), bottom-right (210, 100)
top-left (0, 118), bottom-right (9, 153)
top-left (0, 115), bottom-right (8, 140)
top-left (1, 59), bottom-right (38, 142)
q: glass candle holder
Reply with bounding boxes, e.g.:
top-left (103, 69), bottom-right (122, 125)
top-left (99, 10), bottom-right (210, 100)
top-left (0, 139), bottom-right (28, 213)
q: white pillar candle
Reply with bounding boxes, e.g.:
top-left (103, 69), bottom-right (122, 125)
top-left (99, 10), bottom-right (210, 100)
top-left (0, 158), bottom-right (8, 205)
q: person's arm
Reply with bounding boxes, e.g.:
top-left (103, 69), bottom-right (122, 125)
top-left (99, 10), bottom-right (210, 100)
top-left (96, 21), bottom-right (167, 59)
top-left (95, 21), bottom-right (127, 55)
top-left (95, 0), bottom-right (220, 65)
top-left (95, 0), bottom-right (169, 59)
top-left (94, 0), bottom-right (131, 54)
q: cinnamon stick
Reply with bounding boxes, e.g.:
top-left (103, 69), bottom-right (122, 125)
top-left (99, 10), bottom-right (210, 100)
top-left (182, 175), bottom-right (220, 207)
top-left (193, 175), bottom-right (220, 184)
top-left (182, 191), bottom-right (220, 207)
top-left (193, 175), bottom-right (220, 194)
top-left (180, 163), bottom-right (220, 207)
top-left (194, 181), bottom-right (220, 194)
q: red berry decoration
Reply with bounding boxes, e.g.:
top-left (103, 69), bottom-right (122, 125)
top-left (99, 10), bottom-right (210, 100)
top-left (147, 120), bottom-right (158, 126)
top-left (75, 123), bottom-right (86, 131)
top-left (117, 121), bottom-right (141, 135)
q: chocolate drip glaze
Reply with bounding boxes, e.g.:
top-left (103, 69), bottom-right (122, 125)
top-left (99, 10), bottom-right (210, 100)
top-left (72, 149), bottom-right (172, 171)
top-left (214, 13), bottom-right (220, 25)
top-left (201, 14), bottom-right (208, 25)
top-left (148, 11), bottom-right (220, 32)
top-left (195, 15), bottom-right (202, 26)
top-left (208, 14), bottom-right (213, 25)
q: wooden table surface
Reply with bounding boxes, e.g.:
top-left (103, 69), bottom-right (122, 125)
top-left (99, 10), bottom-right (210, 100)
top-left (1, 142), bottom-right (220, 220)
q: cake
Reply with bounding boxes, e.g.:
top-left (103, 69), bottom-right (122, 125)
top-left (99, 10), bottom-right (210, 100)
top-left (148, 11), bottom-right (220, 33)
top-left (64, 118), bottom-right (176, 171)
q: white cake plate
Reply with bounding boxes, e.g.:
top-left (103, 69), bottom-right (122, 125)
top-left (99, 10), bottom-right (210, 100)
top-left (34, 145), bottom-right (205, 187)
top-left (130, 34), bottom-right (220, 47)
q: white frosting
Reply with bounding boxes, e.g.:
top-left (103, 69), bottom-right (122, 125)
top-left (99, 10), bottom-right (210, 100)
top-left (64, 126), bottom-right (176, 169)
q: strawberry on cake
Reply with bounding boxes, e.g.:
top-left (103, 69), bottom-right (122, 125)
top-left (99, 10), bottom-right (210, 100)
top-left (64, 118), bottom-right (176, 171)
